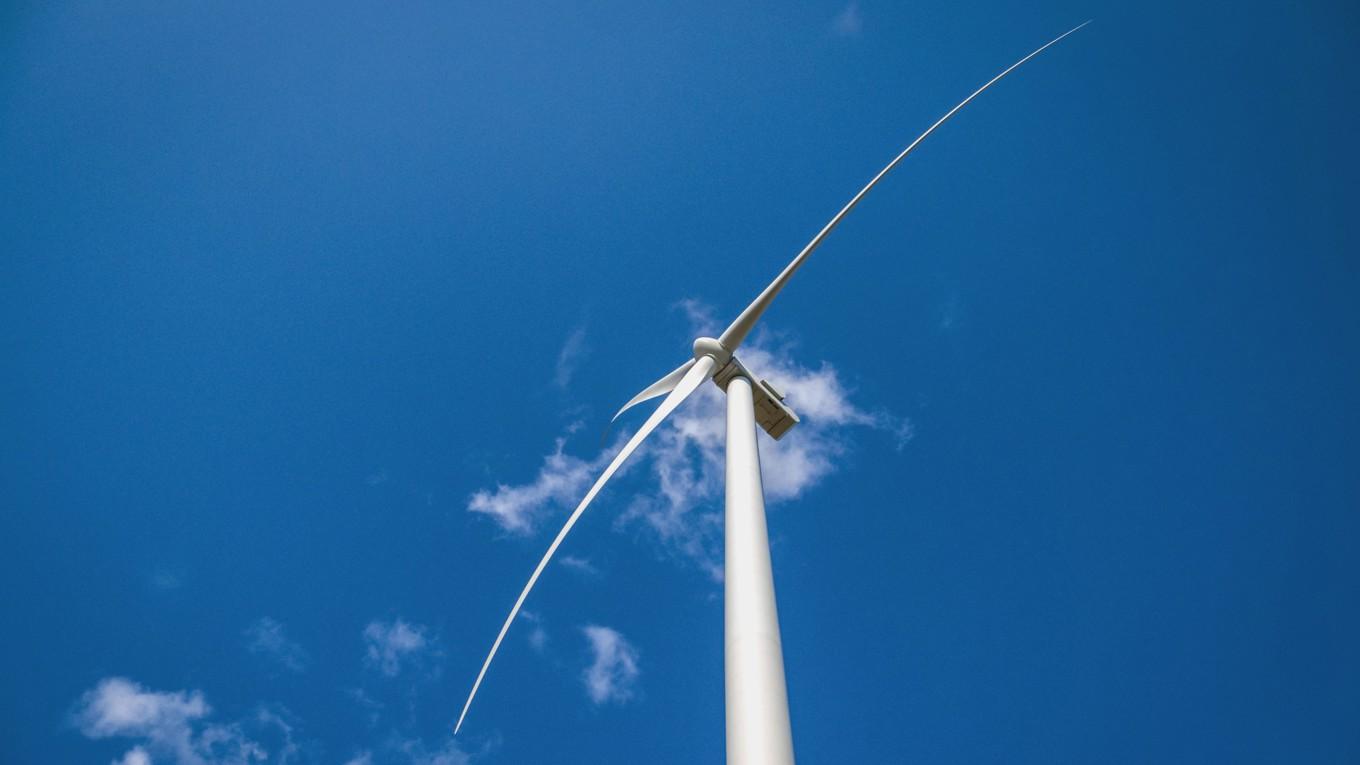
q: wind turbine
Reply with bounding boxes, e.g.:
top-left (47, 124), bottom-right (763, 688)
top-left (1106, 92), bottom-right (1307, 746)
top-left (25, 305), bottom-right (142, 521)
top-left (455, 23), bottom-right (1089, 763)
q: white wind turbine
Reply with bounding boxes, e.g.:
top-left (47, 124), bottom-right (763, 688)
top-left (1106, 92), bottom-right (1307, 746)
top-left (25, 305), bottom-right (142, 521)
top-left (455, 23), bottom-right (1089, 763)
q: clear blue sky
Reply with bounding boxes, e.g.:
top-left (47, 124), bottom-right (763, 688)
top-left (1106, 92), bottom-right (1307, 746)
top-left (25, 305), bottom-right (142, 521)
top-left (3, 2), bottom-right (1358, 763)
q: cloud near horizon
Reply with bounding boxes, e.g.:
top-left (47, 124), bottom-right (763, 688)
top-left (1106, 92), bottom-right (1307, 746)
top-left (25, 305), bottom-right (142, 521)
top-left (466, 301), bottom-right (911, 576)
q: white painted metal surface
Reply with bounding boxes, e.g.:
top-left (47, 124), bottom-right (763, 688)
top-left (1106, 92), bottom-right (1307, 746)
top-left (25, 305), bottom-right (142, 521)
top-left (725, 376), bottom-right (795, 765)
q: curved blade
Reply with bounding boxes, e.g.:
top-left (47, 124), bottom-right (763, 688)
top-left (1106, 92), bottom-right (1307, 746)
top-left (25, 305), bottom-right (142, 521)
top-left (717, 21), bottom-right (1090, 351)
top-left (454, 354), bottom-right (717, 734)
top-left (611, 358), bottom-right (697, 423)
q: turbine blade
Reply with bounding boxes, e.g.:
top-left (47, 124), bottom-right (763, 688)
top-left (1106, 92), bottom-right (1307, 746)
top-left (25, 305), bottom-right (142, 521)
top-left (454, 354), bottom-right (718, 734)
top-left (717, 21), bottom-right (1091, 351)
top-left (611, 358), bottom-right (697, 423)
top-left (600, 357), bottom-right (699, 448)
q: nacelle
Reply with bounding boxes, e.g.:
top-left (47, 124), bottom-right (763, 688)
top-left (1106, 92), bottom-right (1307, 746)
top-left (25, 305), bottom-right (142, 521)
top-left (712, 356), bottom-right (800, 440)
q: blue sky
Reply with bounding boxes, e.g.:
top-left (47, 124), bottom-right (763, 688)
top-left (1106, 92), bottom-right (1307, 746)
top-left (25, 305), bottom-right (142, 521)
top-left (3, 1), bottom-right (1358, 763)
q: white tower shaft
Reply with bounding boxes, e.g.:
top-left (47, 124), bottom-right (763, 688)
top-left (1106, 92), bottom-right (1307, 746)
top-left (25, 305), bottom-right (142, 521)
top-left (724, 376), bottom-right (795, 765)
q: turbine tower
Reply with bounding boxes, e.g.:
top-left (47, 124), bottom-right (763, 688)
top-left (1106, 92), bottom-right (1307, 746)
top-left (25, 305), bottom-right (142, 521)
top-left (454, 23), bottom-right (1089, 763)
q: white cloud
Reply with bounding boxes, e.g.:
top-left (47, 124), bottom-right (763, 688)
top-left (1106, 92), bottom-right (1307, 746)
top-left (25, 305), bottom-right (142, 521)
top-left (831, 2), bottom-right (863, 37)
top-left (115, 747), bottom-right (152, 765)
top-left (467, 433), bottom-right (614, 535)
top-left (71, 677), bottom-right (294, 765)
top-left (363, 619), bottom-right (435, 678)
top-left (245, 618), bottom-right (308, 673)
top-left (554, 325), bottom-right (590, 389)
top-left (580, 625), bottom-right (640, 705)
top-left (394, 736), bottom-right (472, 765)
top-left (73, 677), bottom-right (208, 745)
top-left (72, 676), bottom-right (479, 765)
top-left (467, 301), bottom-right (910, 575)
top-left (520, 610), bottom-right (549, 653)
top-left (558, 555), bottom-right (599, 576)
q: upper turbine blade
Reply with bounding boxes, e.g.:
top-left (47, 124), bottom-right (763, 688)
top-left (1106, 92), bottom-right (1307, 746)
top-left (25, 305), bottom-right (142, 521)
top-left (454, 354), bottom-right (719, 735)
top-left (611, 358), bottom-right (698, 423)
top-left (717, 21), bottom-right (1090, 352)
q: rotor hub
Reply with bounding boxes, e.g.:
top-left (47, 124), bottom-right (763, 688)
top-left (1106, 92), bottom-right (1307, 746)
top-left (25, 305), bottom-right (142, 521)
top-left (692, 336), bottom-right (732, 367)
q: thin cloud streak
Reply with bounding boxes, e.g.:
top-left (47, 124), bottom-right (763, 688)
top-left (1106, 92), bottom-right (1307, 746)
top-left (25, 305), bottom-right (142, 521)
top-left (558, 555), bottom-right (600, 576)
top-left (554, 325), bottom-right (590, 389)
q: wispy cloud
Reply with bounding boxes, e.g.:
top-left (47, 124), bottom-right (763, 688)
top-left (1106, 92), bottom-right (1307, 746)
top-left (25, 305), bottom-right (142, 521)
top-left (467, 301), bottom-right (910, 576)
top-left (467, 433), bottom-right (614, 535)
top-left (345, 687), bottom-right (384, 728)
top-left (70, 677), bottom-right (296, 765)
top-left (521, 610), bottom-right (549, 653)
top-left (379, 729), bottom-right (496, 765)
top-left (149, 570), bottom-right (183, 592)
top-left (363, 619), bottom-right (438, 679)
top-left (558, 555), bottom-right (600, 576)
top-left (392, 736), bottom-right (473, 765)
top-left (359, 733), bottom-right (489, 765)
top-left (580, 626), bottom-right (640, 705)
top-left (245, 617), bottom-right (309, 673)
top-left (70, 675), bottom-right (478, 765)
top-left (831, 2), bottom-right (863, 37)
top-left (554, 325), bottom-right (590, 389)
